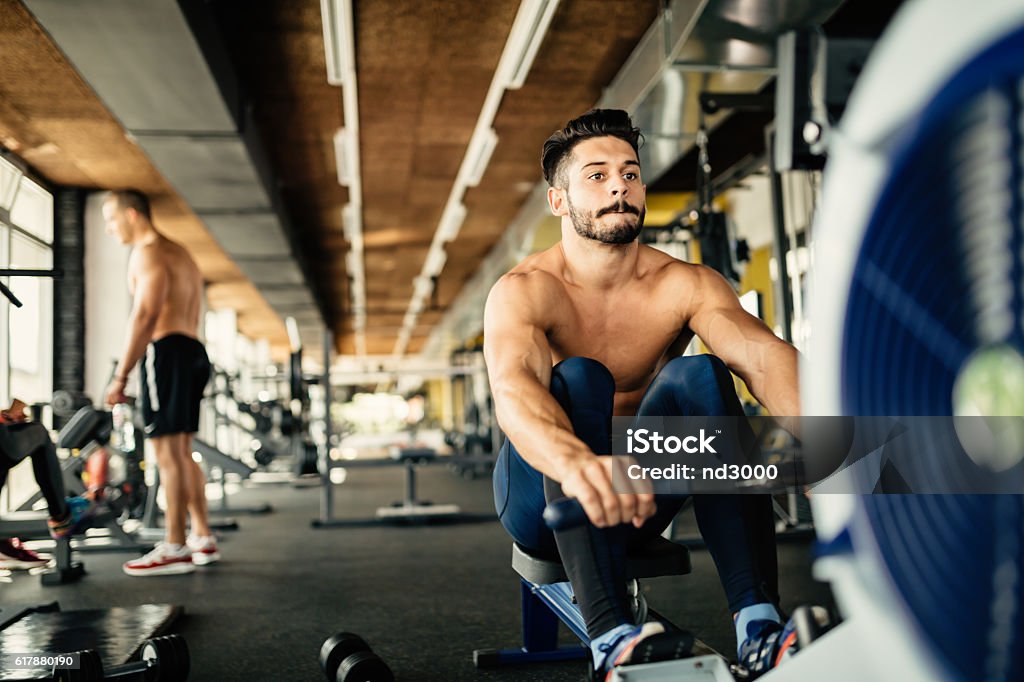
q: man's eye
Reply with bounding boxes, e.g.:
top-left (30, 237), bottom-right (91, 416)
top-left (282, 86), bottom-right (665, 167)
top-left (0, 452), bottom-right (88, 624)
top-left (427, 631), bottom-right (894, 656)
top-left (589, 173), bottom-right (604, 181)
top-left (624, 173), bottom-right (638, 181)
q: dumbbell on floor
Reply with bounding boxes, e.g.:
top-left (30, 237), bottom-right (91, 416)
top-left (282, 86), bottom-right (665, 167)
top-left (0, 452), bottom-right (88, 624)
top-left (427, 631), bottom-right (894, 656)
top-left (319, 632), bottom-right (393, 682)
top-left (53, 634), bottom-right (189, 681)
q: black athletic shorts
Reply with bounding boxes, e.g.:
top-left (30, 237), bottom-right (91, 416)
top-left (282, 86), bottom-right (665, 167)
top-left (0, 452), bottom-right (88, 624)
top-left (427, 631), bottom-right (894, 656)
top-left (139, 334), bottom-right (211, 437)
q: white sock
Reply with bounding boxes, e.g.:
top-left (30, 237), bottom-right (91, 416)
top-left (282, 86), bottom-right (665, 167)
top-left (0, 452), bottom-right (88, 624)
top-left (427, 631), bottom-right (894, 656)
top-left (735, 603), bottom-right (781, 656)
top-left (589, 623), bottom-right (637, 672)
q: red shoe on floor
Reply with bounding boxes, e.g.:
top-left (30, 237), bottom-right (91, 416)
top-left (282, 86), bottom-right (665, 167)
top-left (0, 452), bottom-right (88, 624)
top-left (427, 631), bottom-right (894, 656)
top-left (0, 538), bottom-right (51, 570)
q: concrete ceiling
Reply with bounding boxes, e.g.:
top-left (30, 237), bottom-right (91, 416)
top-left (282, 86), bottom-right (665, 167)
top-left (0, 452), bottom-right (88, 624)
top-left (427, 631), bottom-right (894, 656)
top-left (2, 0), bottom-right (882, 361)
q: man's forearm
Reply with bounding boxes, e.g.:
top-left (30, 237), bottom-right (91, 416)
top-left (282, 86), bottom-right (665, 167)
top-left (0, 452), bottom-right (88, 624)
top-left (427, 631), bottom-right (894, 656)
top-left (493, 377), bottom-right (591, 481)
top-left (747, 342), bottom-right (801, 417)
top-left (115, 312), bottom-right (157, 380)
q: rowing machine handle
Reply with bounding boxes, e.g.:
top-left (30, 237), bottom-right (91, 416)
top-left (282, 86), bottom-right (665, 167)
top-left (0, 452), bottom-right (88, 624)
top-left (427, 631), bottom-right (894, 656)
top-left (543, 497), bottom-right (588, 530)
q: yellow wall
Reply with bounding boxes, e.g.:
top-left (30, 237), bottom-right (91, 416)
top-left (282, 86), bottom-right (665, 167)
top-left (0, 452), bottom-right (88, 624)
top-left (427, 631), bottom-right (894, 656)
top-left (739, 245), bottom-right (776, 330)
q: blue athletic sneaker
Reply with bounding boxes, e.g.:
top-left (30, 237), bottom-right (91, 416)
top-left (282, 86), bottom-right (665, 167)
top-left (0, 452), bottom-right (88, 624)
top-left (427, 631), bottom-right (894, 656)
top-left (738, 617), bottom-right (800, 678)
top-left (591, 622), bottom-right (696, 682)
top-left (47, 496), bottom-right (95, 540)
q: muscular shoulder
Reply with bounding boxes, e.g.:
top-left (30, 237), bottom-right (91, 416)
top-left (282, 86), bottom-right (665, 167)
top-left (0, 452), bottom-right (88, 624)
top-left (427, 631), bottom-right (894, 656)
top-left (636, 245), bottom-right (703, 289)
top-left (488, 268), bottom-right (561, 322)
top-left (157, 237), bottom-right (200, 272)
top-left (488, 251), bottom-right (566, 323)
top-left (635, 247), bottom-right (727, 320)
top-left (129, 243), bottom-right (168, 276)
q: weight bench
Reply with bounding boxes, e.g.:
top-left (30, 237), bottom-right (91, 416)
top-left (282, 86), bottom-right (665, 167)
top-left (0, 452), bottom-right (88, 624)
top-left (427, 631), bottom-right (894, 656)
top-left (473, 536), bottom-right (692, 668)
top-left (374, 446), bottom-right (461, 521)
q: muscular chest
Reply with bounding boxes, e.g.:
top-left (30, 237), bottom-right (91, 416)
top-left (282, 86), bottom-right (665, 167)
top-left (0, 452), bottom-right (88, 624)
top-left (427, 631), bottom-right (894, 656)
top-left (547, 292), bottom-right (686, 393)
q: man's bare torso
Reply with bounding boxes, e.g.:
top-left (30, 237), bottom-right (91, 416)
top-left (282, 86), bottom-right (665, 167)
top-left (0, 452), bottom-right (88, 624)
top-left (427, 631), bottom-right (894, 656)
top-left (129, 237), bottom-right (203, 341)
top-left (508, 243), bottom-right (700, 416)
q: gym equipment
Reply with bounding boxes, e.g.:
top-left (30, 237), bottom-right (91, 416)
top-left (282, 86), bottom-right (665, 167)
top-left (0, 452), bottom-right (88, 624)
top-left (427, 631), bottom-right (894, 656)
top-left (206, 364), bottom-right (316, 480)
top-left (50, 390), bottom-right (91, 420)
top-left (56, 405), bottom-right (148, 523)
top-left (0, 602), bottom-right (187, 681)
top-left (0, 420), bottom-right (86, 585)
top-left (443, 431), bottom-right (494, 480)
top-left (54, 635), bottom-right (189, 681)
top-left (798, 1), bottom-right (1024, 680)
top-left (313, 333), bottom-right (474, 527)
top-left (311, 445), bottom-right (466, 527)
top-left (474, 497), bottom-right (733, 678)
top-left (0, 268), bottom-right (62, 309)
top-left (318, 632), bottom-right (394, 682)
top-left (373, 447), bottom-right (461, 521)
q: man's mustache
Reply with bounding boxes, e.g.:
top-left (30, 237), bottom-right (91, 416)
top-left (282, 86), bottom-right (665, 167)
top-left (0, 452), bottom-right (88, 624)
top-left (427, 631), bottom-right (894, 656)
top-left (596, 201), bottom-right (641, 217)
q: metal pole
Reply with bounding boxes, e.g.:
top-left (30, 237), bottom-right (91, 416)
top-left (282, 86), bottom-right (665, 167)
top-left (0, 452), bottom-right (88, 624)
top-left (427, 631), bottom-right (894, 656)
top-left (320, 329), bottom-right (333, 523)
top-left (766, 128), bottom-right (795, 343)
top-left (405, 460), bottom-right (415, 507)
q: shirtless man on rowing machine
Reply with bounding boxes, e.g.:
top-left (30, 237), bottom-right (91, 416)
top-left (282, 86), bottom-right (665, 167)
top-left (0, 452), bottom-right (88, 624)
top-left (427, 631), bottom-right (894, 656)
top-left (485, 109), bottom-right (800, 680)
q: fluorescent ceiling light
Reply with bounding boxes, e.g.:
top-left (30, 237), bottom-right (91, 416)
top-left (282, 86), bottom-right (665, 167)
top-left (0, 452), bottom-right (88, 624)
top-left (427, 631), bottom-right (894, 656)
top-left (345, 250), bottom-right (364, 278)
top-left (423, 248), bottom-right (447, 278)
top-left (320, 0), bottom-right (354, 86)
top-left (505, 0), bottom-right (561, 89)
top-left (437, 203), bottom-right (467, 243)
top-left (342, 202), bottom-right (362, 250)
top-left (465, 129), bottom-right (498, 187)
top-left (413, 275), bottom-right (434, 299)
top-left (333, 128), bottom-right (354, 186)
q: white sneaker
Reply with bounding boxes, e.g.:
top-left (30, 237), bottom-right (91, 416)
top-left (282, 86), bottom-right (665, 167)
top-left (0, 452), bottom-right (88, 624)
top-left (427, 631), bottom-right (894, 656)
top-left (187, 535), bottom-right (221, 566)
top-left (123, 543), bottom-right (195, 576)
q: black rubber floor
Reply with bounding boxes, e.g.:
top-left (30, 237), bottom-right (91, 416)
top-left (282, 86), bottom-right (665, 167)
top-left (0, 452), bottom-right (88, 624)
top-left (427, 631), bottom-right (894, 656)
top-left (0, 466), bottom-right (833, 681)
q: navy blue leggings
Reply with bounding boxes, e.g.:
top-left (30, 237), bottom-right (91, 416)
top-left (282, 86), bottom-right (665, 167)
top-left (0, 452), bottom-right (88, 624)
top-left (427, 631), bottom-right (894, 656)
top-left (494, 355), bottom-right (779, 637)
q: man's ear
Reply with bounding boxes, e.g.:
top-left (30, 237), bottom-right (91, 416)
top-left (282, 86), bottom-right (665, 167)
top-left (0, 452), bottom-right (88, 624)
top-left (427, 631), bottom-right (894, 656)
top-left (547, 186), bottom-right (568, 217)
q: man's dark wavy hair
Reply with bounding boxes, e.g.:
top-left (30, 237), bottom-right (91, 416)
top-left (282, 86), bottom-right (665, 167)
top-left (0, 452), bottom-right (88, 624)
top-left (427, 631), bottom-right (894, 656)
top-left (541, 109), bottom-right (643, 188)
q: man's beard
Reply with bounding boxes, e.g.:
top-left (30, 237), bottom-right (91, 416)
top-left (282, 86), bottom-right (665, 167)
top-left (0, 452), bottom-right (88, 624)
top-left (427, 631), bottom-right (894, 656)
top-left (568, 196), bottom-right (645, 245)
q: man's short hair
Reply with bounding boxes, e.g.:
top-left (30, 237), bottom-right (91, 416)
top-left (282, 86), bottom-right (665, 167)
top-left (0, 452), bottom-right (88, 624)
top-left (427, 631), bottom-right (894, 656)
top-left (541, 109), bottom-right (643, 188)
top-left (105, 189), bottom-right (152, 221)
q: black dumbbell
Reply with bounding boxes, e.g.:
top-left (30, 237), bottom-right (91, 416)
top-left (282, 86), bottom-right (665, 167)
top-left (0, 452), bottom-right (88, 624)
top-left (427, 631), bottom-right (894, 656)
top-left (319, 632), bottom-right (394, 682)
top-left (54, 634), bottom-right (190, 681)
top-left (51, 390), bottom-right (92, 418)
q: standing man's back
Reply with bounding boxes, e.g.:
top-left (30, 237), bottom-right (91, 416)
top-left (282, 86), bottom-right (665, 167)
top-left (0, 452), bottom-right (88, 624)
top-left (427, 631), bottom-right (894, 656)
top-left (137, 236), bottom-right (203, 341)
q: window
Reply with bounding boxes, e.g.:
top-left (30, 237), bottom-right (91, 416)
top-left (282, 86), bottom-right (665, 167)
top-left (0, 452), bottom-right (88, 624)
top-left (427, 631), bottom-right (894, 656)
top-left (8, 230), bottom-right (53, 404)
top-left (0, 162), bottom-right (53, 512)
top-left (10, 176), bottom-right (53, 244)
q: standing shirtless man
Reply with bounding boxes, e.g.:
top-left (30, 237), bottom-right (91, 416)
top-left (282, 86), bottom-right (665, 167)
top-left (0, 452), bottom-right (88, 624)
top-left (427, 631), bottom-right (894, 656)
top-left (103, 189), bottom-right (219, 576)
top-left (484, 110), bottom-right (800, 679)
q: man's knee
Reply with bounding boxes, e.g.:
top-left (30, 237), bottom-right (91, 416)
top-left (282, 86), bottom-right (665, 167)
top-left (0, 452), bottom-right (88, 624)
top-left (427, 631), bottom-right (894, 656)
top-left (150, 435), bottom-right (187, 467)
top-left (663, 352), bottom-right (729, 385)
top-left (655, 354), bottom-right (738, 416)
top-left (551, 357), bottom-right (615, 400)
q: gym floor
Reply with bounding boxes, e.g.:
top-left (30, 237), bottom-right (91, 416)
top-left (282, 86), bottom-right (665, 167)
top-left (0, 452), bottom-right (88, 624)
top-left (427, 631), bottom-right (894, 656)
top-left (1, 468), bottom-right (834, 681)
